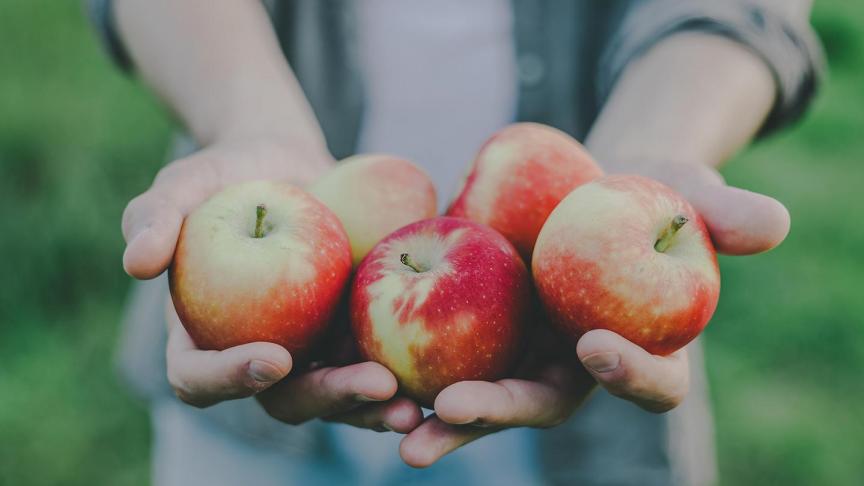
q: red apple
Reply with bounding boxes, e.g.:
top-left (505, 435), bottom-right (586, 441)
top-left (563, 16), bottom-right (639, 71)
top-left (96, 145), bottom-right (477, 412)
top-left (310, 154), bottom-right (437, 266)
top-left (350, 216), bottom-right (531, 406)
top-left (532, 175), bottom-right (720, 355)
top-left (169, 181), bottom-right (352, 357)
top-left (446, 122), bottom-right (603, 262)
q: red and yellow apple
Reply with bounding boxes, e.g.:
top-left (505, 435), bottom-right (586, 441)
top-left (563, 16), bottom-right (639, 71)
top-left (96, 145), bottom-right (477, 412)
top-left (350, 216), bottom-right (531, 406)
top-left (532, 175), bottom-right (720, 355)
top-left (446, 122), bottom-right (603, 262)
top-left (169, 181), bottom-right (352, 357)
top-left (310, 154), bottom-right (437, 265)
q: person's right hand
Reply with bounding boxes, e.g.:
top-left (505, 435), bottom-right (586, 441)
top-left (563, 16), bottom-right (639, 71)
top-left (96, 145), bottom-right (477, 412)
top-left (165, 302), bottom-right (424, 432)
top-left (124, 136), bottom-right (424, 434)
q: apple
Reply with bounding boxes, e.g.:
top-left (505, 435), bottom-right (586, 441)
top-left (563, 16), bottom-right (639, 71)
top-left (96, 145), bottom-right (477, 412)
top-left (532, 175), bottom-right (720, 355)
top-left (169, 180), bottom-right (352, 357)
top-left (310, 154), bottom-right (437, 266)
top-left (446, 122), bottom-right (603, 262)
top-left (350, 216), bottom-right (531, 406)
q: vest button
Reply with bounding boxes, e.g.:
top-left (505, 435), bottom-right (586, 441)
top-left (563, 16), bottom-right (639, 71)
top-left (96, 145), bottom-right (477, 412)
top-left (518, 53), bottom-right (545, 87)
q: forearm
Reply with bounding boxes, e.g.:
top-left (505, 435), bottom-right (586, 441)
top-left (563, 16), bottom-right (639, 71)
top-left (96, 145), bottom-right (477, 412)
top-left (586, 33), bottom-right (776, 168)
top-left (114, 0), bottom-right (326, 151)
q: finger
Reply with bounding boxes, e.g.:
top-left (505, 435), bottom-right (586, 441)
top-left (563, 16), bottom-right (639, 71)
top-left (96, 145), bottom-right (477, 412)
top-left (122, 157), bottom-right (222, 279)
top-left (576, 329), bottom-right (689, 413)
top-left (434, 367), bottom-right (591, 428)
top-left (121, 192), bottom-right (185, 279)
top-left (256, 361), bottom-right (398, 425)
top-left (685, 183), bottom-right (790, 255)
top-left (608, 162), bottom-right (790, 255)
top-left (324, 397), bottom-right (424, 433)
top-left (399, 415), bottom-right (490, 468)
top-left (166, 318), bottom-right (293, 408)
top-left (400, 367), bottom-right (593, 468)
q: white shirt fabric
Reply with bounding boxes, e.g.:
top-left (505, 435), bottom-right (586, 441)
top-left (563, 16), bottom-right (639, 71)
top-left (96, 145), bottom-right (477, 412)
top-left (354, 0), bottom-right (519, 208)
top-left (330, 1), bottom-right (542, 484)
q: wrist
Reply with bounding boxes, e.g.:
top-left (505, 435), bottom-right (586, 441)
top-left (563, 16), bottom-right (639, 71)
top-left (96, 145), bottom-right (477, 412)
top-left (586, 141), bottom-right (701, 175)
top-left (192, 73), bottom-right (329, 159)
top-left (207, 111), bottom-right (328, 156)
top-left (206, 102), bottom-right (334, 175)
top-left (205, 130), bottom-right (336, 186)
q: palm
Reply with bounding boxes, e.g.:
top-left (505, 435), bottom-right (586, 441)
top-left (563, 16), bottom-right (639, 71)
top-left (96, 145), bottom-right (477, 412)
top-left (122, 138), bottom-right (332, 279)
top-left (399, 160), bottom-right (791, 467)
top-left (125, 140), bottom-right (426, 435)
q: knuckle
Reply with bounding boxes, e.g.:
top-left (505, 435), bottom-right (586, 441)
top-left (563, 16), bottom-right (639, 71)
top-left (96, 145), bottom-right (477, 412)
top-left (172, 385), bottom-right (206, 408)
top-left (542, 412), bottom-right (570, 428)
top-left (266, 407), bottom-right (305, 426)
top-left (644, 394), bottom-right (682, 414)
top-left (166, 366), bottom-right (209, 408)
top-left (259, 397), bottom-right (306, 426)
top-left (316, 367), bottom-right (344, 390)
top-left (601, 367), bottom-right (635, 398)
top-left (168, 376), bottom-right (195, 404)
top-left (153, 158), bottom-right (192, 185)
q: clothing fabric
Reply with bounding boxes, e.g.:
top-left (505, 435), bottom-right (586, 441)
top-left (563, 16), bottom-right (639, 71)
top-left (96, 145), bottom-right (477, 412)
top-left (338, 1), bottom-right (541, 482)
top-left (353, 0), bottom-right (518, 208)
top-left (89, 1), bottom-right (824, 485)
top-left (89, 0), bottom-right (824, 158)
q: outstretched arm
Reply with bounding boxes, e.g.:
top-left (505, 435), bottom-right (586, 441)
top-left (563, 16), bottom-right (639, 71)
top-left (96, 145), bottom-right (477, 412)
top-left (114, 0), bottom-right (331, 279)
top-left (109, 0), bottom-right (422, 433)
top-left (114, 0), bottom-right (323, 149)
top-left (402, 29), bottom-right (802, 467)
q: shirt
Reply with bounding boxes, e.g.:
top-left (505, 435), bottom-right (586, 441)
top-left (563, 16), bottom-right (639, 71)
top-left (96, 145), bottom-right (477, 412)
top-left (331, 2), bottom-right (542, 484)
top-left (90, 1), bottom-right (824, 484)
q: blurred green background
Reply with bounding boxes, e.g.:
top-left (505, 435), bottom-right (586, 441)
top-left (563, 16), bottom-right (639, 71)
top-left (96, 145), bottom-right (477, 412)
top-left (0, 1), bottom-right (861, 485)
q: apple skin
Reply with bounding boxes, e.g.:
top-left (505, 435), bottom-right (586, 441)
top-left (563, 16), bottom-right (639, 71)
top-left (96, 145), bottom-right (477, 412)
top-left (532, 175), bottom-right (720, 356)
top-left (350, 216), bottom-right (531, 406)
top-left (310, 154), bottom-right (437, 266)
top-left (169, 181), bottom-right (352, 357)
top-left (446, 123), bottom-right (603, 262)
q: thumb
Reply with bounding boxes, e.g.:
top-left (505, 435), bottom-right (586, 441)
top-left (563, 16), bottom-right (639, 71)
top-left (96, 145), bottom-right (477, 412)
top-left (166, 308), bottom-right (293, 408)
top-left (576, 329), bottom-right (689, 413)
top-left (684, 183), bottom-right (791, 255)
top-left (122, 192), bottom-right (185, 279)
top-left (121, 154), bottom-right (224, 279)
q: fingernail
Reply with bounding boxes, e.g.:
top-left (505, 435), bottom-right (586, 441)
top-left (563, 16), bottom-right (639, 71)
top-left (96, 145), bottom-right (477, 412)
top-left (449, 417), bottom-right (477, 425)
top-left (381, 423), bottom-right (394, 432)
top-left (582, 352), bottom-right (621, 373)
top-left (355, 394), bottom-right (381, 402)
top-left (248, 360), bottom-right (284, 383)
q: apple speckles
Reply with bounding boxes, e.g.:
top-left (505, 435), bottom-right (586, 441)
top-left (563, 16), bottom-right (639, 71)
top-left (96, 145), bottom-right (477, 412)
top-left (350, 217), bottom-right (529, 404)
top-left (533, 175), bottom-right (720, 355)
top-left (170, 181), bottom-right (351, 354)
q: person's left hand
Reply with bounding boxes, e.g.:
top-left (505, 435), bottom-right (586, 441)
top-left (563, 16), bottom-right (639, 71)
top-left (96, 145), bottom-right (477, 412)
top-left (399, 159), bottom-right (790, 468)
top-left (398, 327), bottom-right (690, 468)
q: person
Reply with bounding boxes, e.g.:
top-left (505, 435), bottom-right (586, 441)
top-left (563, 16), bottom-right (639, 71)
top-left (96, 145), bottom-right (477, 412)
top-left (89, 1), bottom-right (822, 484)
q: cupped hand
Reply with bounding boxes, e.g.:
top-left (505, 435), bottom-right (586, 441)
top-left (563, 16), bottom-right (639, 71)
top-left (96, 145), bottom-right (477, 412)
top-left (398, 327), bottom-right (688, 467)
top-left (166, 299), bottom-right (424, 433)
top-left (121, 136), bottom-right (332, 280)
top-left (128, 138), bottom-right (424, 433)
top-left (607, 160), bottom-right (791, 255)
top-left (399, 159), bottom-right (791, 467)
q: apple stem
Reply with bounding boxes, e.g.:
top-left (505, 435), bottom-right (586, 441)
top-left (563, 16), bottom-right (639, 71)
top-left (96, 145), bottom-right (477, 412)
top-left (654, 215), bottom-right (688, 253)
top-left (254, 204), bottom-right (267, 238)
top-left (400, 253), bottom-right (428, 273)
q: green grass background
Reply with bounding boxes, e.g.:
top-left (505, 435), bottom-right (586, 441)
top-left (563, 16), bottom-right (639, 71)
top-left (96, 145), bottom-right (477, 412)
top-left (1, 2), bottom-right (862, 484)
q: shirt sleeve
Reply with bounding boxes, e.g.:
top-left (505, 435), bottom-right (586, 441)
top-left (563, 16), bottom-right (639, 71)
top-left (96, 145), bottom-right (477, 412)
top-left (597, 0), bottom-right (825, 136)
top-left (85, 0), bottom-right (133, 72)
